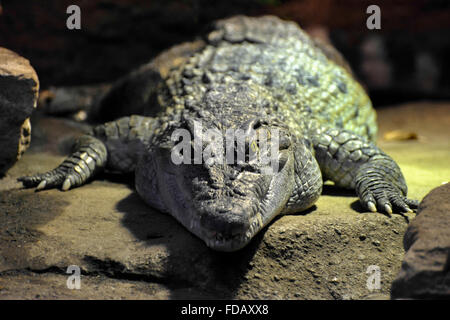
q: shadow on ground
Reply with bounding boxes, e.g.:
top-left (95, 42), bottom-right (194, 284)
top-left (118, 191), bottom-right (267, 299)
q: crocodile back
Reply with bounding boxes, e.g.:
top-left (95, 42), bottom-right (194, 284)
top-left (159, 16), bottom-right (377, 142)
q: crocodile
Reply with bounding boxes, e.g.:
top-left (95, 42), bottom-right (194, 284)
top-left (19, 16), bottom-right (418, 252)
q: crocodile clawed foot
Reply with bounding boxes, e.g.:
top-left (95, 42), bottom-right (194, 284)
top-left (18, 167), bottom-right (69, 191)
top-left (356, 178), bottom-right (419, 216)
top-left (18, 135), bottom-right (107, 192)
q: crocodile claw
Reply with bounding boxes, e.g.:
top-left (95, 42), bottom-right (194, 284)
top-left (62, 178), bottom-right (72, 191)
top-left (367, 201), bottom-right (377, 213)
top-left (360, 188), bottom-right (418, 215)
top-left (18, 135), bottom-right (107, 192)
top-left (36, 180), bottom-right (47, 191)
top-left (356, 177), bottom-right (418, 216)
top-left (18, 167), bottom-right (67, 191)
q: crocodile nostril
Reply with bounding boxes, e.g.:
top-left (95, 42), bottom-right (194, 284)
top-left (200, 204), bottom-right (251, 238)
top-left (216, 202), bottom-right (234, 213)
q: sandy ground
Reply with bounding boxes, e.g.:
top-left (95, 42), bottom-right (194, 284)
top-left (0, 101), bottom-right (449, 300)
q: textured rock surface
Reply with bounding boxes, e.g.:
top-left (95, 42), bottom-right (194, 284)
top-left (0, 47), bottom-right (39, 176)
top-left (391, 183), bottom-right (450, 299)
top-left (0, 102), bottom-right (448, 299)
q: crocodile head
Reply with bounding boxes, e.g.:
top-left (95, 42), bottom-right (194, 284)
top-left (138, 117), bottom-right (296, 251)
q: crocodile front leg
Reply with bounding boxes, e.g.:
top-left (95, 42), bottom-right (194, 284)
top-left (18, 135), bottom-right (107, 191)
top-left (311, 126), bottom-right (419, 214)
top-left (19, 115), bottom-right (159, 191)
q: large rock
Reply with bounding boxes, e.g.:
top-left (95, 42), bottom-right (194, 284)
top-left (391, 183), bottom-right (450, 299)
top-left (0, 47), bottom-right (39, 176)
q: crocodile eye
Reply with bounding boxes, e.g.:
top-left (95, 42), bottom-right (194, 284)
top-left (257, 126), bottom-right (291, 151)
top-left (278, 133), bottom-right (291, 150)
top-left (250, 139), bottom-right (259, 153)
top-left (240, 139), bottom-right (257, 163)
top-left (252, 119), bottom-right (266, 131)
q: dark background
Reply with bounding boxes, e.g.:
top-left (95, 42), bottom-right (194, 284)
top-left (1, 0), bottom-right (450, 107)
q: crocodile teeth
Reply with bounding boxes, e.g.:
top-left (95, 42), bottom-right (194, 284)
top-left (245, 216), bottom-right (262, 240)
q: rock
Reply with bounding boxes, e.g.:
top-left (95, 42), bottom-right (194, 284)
top-left (391, 183), bottom-right (450, 299)
top-left (0, 47), bottom-right (39, 176)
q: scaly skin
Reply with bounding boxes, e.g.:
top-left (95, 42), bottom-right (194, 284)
top-left (19, 16), bottom-right (418, 251)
